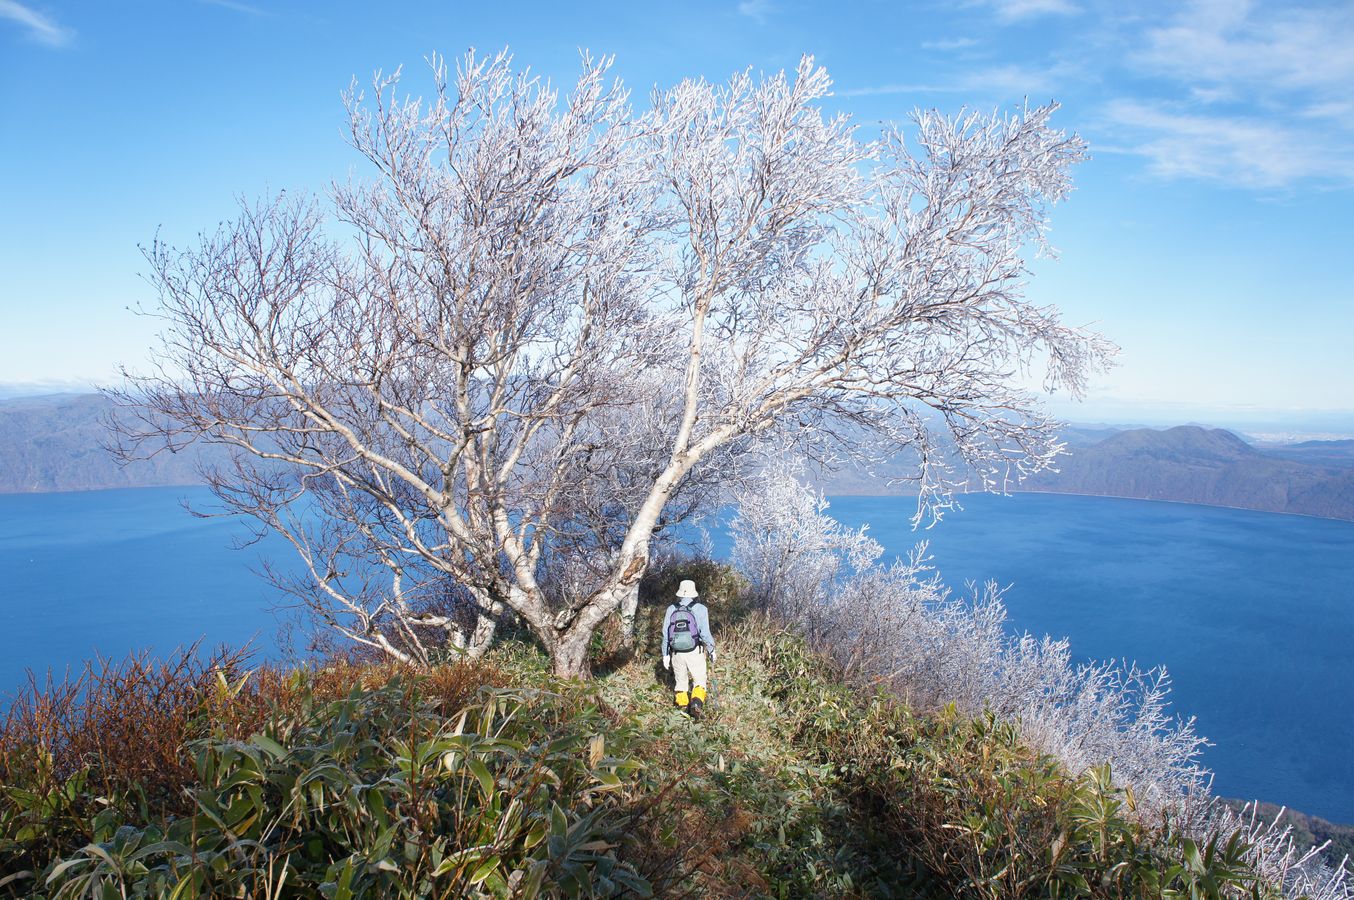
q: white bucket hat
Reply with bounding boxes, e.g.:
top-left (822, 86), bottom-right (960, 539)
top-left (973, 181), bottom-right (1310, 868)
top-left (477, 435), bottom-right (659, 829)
top-left (676, 579), bottom-right (699, 598)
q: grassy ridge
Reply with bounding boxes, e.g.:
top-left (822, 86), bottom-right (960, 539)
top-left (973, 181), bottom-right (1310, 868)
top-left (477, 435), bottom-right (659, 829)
top-left (1, 593), bottom-right (1284, 897)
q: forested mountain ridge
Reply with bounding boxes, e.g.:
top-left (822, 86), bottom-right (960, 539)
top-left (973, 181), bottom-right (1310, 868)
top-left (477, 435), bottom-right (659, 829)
top-left (1259, 439), bottom-right (1354, 469)
top-left (1022, 425), bottom-right (1354, 520)
top-left (0, 393), bottom-right (215, 493)
top-left (5, 395), bottom-right (1354, 522)
top-left (810, 423), bottom-right (1354, 521)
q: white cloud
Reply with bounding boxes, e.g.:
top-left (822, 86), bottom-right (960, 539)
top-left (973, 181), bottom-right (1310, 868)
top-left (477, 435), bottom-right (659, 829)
top-left (1110, 1), bottom-right (1354, 190)
top-left (841, 64), bottom-right (1060, 100)
top-left (1102, 99), bottom-right (1354, 189)
top-left (738, 0), bottom-right (773, 25)
top-left (838, 83), bottom-right (939, 98)
top-left (199, 0), bottom-right (269, 14)
top-left (1301, 100), bottom-right (1354, 122)
top-left (0, 0), bottom-right (72, 46)
top-left (1188, 85), bottom-right (1234, 104)
top-left (970, 0), bottom-right (1080, 23)
top-left (1137, 1), bottom-right (1354, 96)
top-left (922, 36), bottom-right (980, 50)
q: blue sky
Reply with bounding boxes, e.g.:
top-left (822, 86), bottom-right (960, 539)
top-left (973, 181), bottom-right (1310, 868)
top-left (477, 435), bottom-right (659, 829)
top-left (1, 0), bottom-right (1351, 427)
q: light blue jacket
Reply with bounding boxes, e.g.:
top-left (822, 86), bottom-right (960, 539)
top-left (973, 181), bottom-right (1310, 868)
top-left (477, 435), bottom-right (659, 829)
top-left (661, 601), bottom-right (714, 657)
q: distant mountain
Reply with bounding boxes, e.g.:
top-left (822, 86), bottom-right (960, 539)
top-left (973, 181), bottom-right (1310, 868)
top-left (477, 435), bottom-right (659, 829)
top-left (1023, 426), bottom-right (1354, 521)
top-left (0, 380), bottom-right (98, 401)
top-left (1258, 439), bottom-right (1354, 469)
top-left (0, 393), bottom-right (215, 493)
top-left (1060, 425), bottom-right (1123, 447)
top-left (811, 424), bottom-right (1354, 521)
top-left (7, 395), bottom-right (1354, 521)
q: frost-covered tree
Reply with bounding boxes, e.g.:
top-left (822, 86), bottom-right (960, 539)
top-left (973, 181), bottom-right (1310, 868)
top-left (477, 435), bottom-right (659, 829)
top-left (113, 49), bottom-right (1110, 677)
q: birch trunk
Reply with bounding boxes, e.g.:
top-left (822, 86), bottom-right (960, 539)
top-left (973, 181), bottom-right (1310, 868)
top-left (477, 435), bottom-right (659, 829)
top-left (617, 583), bottom-right (642, 651)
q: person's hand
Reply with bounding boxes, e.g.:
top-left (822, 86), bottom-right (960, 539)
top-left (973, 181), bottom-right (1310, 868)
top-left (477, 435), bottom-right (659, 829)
top-left (662, 655), bottom-right (671, 671)
top-left (708, 649), bottom-right (717, 665)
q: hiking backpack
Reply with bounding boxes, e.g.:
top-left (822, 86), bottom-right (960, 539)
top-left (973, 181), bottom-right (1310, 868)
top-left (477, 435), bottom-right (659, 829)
top-left (666, 604), bottom-right (703, 653)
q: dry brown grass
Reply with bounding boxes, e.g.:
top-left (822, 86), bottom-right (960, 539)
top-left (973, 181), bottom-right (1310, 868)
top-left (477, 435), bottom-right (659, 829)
top-left (0, 643), bottom-right (252, 817)
top-left (0, 645), bottom-right (507, 826)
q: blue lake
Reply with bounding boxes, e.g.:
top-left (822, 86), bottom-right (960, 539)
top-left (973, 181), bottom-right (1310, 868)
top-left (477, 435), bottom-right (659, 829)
top-left (1, 487), bottom-right (1351, 822)
top-left (0, 488), bottom-right (291, 689)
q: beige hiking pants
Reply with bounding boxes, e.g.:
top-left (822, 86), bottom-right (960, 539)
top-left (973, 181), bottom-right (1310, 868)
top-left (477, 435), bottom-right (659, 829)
top-left (672, 648), bottom-right (708, 693)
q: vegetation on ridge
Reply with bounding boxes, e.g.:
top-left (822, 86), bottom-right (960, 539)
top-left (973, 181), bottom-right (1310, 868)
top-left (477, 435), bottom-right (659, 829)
top-left (1020, 426), bottom-right (1354, 521)
top-left (0, 565), bottom-right (1301, 898)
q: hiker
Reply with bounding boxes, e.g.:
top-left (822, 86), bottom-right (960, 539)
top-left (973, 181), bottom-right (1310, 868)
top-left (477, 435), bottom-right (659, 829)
top-left (661, 579), bottom-right (716, 717)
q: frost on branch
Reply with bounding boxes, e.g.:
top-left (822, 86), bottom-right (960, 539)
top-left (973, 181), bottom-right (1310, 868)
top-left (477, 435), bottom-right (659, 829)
top-left (112, 49), bottom-right (1110, 677)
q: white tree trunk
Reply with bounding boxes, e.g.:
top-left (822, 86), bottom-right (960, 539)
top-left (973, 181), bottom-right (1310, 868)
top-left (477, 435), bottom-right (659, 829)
top-left (618, 582), bottom-right (642, 651)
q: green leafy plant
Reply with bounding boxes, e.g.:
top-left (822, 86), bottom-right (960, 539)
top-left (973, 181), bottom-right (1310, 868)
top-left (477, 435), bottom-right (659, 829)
top-left (39, 682), bottom-right (668, 897)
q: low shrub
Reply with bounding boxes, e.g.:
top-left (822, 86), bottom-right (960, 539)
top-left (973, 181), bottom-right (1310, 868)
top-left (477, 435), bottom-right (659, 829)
top-left (36, 683), bottom-right (669, 897)
top-left (731, 475), bottom-right (1354, 898)
top-left (730, 473), bottom-right (1214, 826)
top-left (0, 643), bottom-right (263, 881)
top-left (6, 590), bottom-right (1336, 898)
top-left (2, 645), bottom-right (676, 897)
top-left (752, 624), bottom-right (1274, 899)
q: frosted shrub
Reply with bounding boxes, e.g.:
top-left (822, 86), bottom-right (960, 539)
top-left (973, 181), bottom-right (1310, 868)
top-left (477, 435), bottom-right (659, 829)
top-left (730, 469), bottom-right (1353, 898)
top-left (731, 467), bottom-right (1209, 817)
top-left (1213, 804), bottom-right (1352, 900)
top-left (731, 462), bottom-right (885, 622)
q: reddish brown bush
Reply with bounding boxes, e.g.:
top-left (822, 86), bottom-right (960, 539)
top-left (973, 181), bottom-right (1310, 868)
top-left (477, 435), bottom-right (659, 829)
top-left (0, 643), bottom-right (255, 818)
top-left (0, 645), bottom-right (507, 826)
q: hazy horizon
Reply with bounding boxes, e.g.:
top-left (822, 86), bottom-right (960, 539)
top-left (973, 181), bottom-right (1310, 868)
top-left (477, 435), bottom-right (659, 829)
top-left (5, 380), bottom-right (1353, 441)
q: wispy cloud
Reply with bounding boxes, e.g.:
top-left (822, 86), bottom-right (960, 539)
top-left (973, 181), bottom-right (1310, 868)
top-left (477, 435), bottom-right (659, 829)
top-left (838, 83), bottom-right (941, 98)
top-left (1187, 85), bottom-right (1234, 104)
top-left (841, 64), bottom-right (1061, 100)
top-left (1102, 99), bottom-right (1354, 189)
top-left (198, 0), bottom-right (269, 15)
top-left (1106, 1), bottom-right (1354, 189)
top-left (1300, 100), bottom-right (1354, 122)
top-left (0, 0), bottom-right (72, 47)
top-left (738, 0), bottom-right (773, 25)
top-left (922, 36), bottom-right (980, 51)
top-left (969, 0), bottom-right (1080, 23)
top-left (1136, 1), bottom-right (1354, 97)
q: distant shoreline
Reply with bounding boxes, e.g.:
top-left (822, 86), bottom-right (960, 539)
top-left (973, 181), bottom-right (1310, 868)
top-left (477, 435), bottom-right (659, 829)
top-left (1006, 489), bottom-right (1354, 524)
top-left (7, 483), bottom-right (1354, 529)
top-left (0, 481), bottom-right (205, 498)
top-left (820, 487), bottom-right (1354, 525)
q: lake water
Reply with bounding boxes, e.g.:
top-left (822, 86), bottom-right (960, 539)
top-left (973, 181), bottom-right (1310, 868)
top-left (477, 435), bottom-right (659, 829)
top-left (814, 494), bottom-right (1354, 824)
top-left (0, 488), bottom-right (291, 689)
top-left (1, 487), bottom-right (1351, 822)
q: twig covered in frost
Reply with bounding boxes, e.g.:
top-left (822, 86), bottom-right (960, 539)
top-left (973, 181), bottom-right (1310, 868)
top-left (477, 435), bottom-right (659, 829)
top-left (1210, 802), bottom-right (1352, 900)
